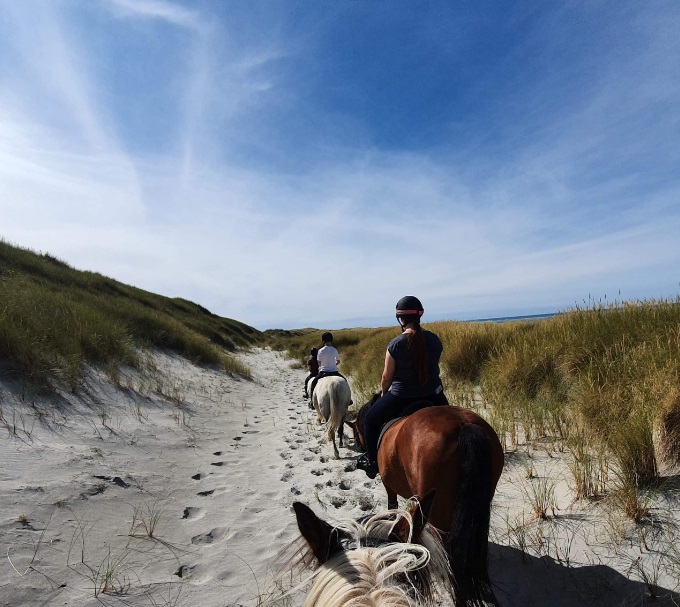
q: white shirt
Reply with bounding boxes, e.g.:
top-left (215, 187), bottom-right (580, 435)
top-left (317, 345), bottom-right (340, 372)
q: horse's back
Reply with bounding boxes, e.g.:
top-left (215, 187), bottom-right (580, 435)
top-left (316, 374), bottom-right (348, 389)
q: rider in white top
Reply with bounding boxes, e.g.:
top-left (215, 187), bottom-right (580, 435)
top-left (308, 332), bottom-right (350, 407)
top-left (317, 344), bottom-right (340, 372)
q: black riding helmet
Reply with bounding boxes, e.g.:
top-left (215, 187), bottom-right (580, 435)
top-left (310, 347), bottom-right (318, 356)
top-left (396, 296), bottom-right (424, 327)
top-left (321, 332), bottom-right (333, 343)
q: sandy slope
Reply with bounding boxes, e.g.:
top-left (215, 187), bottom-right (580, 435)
top-left (0, 348), bottom-right (678, 606)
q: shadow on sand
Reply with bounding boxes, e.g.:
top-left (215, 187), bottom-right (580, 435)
top-left (490, 542), bottom-right (679, 607)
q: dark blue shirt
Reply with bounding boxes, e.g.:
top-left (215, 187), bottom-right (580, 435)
top-left (387, 330), bottom-right (443, 398)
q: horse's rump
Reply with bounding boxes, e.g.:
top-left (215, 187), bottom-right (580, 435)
top-left (312, 376), bottom-right (352, 458)
top-left (382, 406), bottom-right (502, 528)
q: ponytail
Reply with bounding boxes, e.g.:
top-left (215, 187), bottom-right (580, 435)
top-left (406, 322), bottom-right (428, 385)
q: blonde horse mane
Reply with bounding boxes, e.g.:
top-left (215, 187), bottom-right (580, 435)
top-left (299, 506), bottom-right (451, 607)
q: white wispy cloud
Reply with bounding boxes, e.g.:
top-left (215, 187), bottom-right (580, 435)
top-left (1, 2), bottom-right (678, 329)
top-left (105, 0), bottom-right (203, 30)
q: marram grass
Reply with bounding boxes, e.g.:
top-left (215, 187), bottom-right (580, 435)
top-left (271, 297), bottom-right (680, 500)
top-left (0, 239), bottom-right (259, 391)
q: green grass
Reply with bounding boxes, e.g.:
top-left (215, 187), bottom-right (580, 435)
top-left (268, 297), bottom-right (680, 509)
top-left (0, 238), bottom-right (262, 390)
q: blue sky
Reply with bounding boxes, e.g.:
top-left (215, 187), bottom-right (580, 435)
top-left (1, 1), bottom-right (679, 330)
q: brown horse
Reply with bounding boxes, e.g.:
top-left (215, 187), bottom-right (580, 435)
top-left (348, 396), bottom-right (504, 607)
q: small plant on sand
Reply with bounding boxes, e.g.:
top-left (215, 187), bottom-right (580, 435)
top-left (85, 547), bottom-right (133, 597)
top-left (566, 427), bottom-right (610, 500)
top-left (544, 518), bottom-right (582, 567)
top-left (522, 474), bottom-right (557, 520)
top-left (66, 512), bottom-right (134, 596)
top-left (128, 499), bottom-right (167, 539)
top-left (608, 466), bottom-right (658, 524)
top-left (503, 511), bottom-right (530, 562)
top-left (627, 554), bottom-right (664, 600)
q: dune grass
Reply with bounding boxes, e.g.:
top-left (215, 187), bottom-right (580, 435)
top-left (0, 239), bottom-right (261, 390)
top-left (270, 297), bottom-right (680, 516)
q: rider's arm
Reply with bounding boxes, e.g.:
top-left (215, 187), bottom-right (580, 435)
top-left (380, 350), bottom-right (396, 396)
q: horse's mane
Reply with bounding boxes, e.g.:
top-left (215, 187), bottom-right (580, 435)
top-left (299, 507), bottom-right (450, 607)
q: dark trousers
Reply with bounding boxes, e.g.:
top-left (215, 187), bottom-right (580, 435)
top-left (309, 371), bottom-right (347, 399)
top-left (304, 372), bottom-right (317, 395)
top-left (364, 389), bottom-right (449, 464)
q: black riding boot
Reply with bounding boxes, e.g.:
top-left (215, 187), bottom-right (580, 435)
top-left (356, 454), bottom-right (378, 479)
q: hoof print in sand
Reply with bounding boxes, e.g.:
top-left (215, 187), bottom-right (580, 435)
top-left (93, 475), bottom-right (130, 488)
top-left (81, 483), bottom-right (108, 498)
top-left (213, 451), bottom-right (223, 456)
top-left (182, 507), bottom-right (205, 521)
top-left (192, 473), bottom-right (206, 481)
top-left (174, 564), bottom-right (210, 584)
top-left (191, 527), bottom-right (227, 545)
top-left (211, 461), bottom-right (225, 466)
top-left (197, 489), bottom-right (215, 497)
top-left (290, 486), bottom-right (302, 496)
top-left (175, 564), bottom-right (193, 578)
top-left (339, 479), bottom-right (351, 490)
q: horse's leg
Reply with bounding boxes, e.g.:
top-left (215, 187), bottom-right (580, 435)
top-left (386, 487), bottom-right (398, 510)
top-left (331, 434), bottom-right (339, 459)
top-left (313, 395), bottom-right (323, 423)
top-left (338, 416), bottom-right (344, 448)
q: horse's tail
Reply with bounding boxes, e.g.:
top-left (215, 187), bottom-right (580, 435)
top-left (448, 422), bottom-right (498, 607)
top-left (326, 379), bottom-right (345, 442)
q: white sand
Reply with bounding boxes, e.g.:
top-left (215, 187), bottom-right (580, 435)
top-left (1, 348), bottom-right (678, 606)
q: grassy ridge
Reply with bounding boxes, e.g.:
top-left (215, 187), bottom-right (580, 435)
top-left (0, 239), bottom-right (262, 390)
top-left (273, 299), bottom-right (680, 496)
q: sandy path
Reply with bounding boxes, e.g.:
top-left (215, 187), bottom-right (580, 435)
top-left (1, 348), bottom-right (325, 606)
top-left (1, 347), bottom-right (678, 606)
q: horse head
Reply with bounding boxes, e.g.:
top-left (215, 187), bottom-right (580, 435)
top-left (293, 491), bottom-right (449, 607)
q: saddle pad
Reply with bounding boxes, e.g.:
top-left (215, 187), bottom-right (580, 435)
top-left (377, 417), bottom-right (406, 451)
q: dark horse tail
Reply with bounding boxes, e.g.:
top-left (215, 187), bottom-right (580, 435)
top-left (448, 423), bottom-right (498, 607)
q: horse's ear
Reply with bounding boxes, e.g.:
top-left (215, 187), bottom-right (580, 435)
top-left (293, 502), bottom-right (344, 565)
top-left (389, 490), bottom-right (437, 544)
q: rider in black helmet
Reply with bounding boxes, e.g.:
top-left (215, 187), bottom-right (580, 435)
top-left (356, 296), bottom-right (449, 479)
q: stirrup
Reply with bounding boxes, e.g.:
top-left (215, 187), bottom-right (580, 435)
top-left (356, 455), bottom-right (378, 479)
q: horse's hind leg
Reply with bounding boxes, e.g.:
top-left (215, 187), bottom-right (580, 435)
top-left (338, 418), bottom-right (344, 448)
